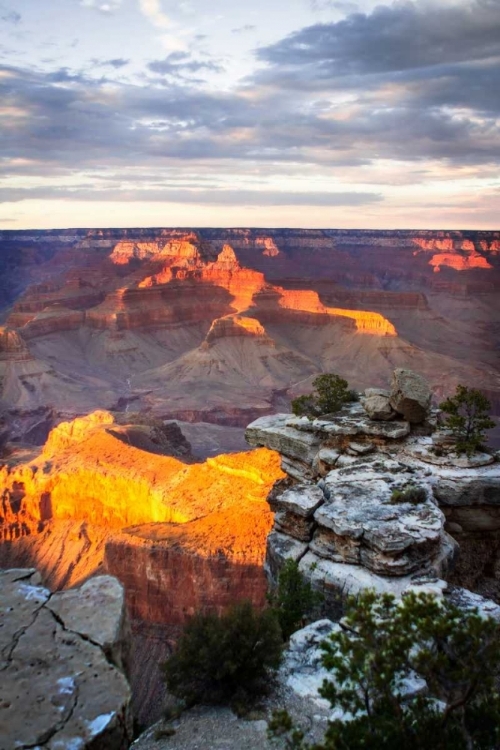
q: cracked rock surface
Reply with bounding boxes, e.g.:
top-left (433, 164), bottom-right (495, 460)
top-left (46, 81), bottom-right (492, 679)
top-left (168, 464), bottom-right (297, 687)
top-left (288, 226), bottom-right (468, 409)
top-left (0, 568), bottom-right (132, 750)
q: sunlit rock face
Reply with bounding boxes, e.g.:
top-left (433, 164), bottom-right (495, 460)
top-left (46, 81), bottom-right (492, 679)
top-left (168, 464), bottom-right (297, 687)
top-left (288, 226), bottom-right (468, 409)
top-left (413, 237), bottom-right (493, 271)
top-left (0, 412), bottom-right (284, 621)
top-left (0, 227), bottom-right (499, 449)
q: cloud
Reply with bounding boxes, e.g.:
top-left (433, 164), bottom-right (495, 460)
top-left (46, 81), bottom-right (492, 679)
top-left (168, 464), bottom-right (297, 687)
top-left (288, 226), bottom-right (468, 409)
top-left (232, 25), bottom-right (257, 34)
top-left (138, 0), bottom-right (171, 30)
top-left (0, 7), bottom-right (21, 24)
top-left (310, 1), bottom-right (359, 12)
top-left (98, 58), bottom-right (130, 68)
top-left (80, 0), bottom-right (123, 12)
top-left (258, 0), bottom-right (500, 75)
top-left (147, 52), bottom-right (223, 77)
top-left (1, 0), bottom-right (499, 204)
top-left (0, 185), bottom-right (382, 207)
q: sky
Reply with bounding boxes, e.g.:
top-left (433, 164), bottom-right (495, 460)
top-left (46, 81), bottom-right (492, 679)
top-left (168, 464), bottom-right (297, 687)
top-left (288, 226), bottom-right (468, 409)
top-left (0, 0), bottom-right (499, 229)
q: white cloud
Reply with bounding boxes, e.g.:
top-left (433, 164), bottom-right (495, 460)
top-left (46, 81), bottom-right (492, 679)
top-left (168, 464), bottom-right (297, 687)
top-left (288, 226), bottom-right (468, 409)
top-left (138, 0), bottom-right (171, 30)
top-left (80, 0), bottom-right (123, 12)
top-left (138, 0), bottom-right (188, 52)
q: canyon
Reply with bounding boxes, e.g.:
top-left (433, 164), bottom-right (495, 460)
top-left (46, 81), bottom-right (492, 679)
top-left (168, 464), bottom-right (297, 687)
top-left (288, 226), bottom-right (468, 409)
top-left (0, 410), bottom-right (283, 725)
top-left (1, 227), bottom-right (500, 732)
top-left (0, 228), bottom-right (499, 454)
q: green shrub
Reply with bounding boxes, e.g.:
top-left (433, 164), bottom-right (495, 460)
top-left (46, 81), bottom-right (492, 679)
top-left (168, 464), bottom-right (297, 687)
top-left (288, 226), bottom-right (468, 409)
top-left (291, 394), bottom-right (320, 418)
top-left (439, 385), bottom-right (495, 456)
top-left (291, 373), bottom-right (353, 418)
top-left (270, 590), bottom-right (500, 749)
top-left (162, 601), bottom-right (282, 708)
top-left (269, 559), bottom-right (321, 641)
top-left (313, 373), bottom-right (351, 414)
top-left (390, 485), bottom-right (427, 505)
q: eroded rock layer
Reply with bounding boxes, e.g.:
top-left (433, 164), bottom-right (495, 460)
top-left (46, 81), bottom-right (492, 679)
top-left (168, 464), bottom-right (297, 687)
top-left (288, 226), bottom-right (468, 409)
top-left (0, 412), bottom-right (283, 623)
top-left (1, 228), bottom-right (498, 453)
top-left (246, 373), bottom-right (500, 613)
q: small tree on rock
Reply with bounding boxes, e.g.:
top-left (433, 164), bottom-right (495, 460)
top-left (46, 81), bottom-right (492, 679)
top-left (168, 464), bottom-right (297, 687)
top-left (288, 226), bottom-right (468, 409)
top-left (439, 385), bottom-right (495, 456)
top-left (269, 559), bottom-right (320, 641)
top-left (270, 590), bottom-right (500, 750)
top-left (291, 373), bottom-right (355, 418)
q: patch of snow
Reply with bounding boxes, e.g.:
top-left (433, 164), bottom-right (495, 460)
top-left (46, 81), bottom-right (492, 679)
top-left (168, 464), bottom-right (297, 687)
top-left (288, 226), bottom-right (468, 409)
top-left (51, 739), bottom-right (84, 750)
top-left (86, 712), bottom-right (116, 737)
top-left (57, 676), bottom-right (76, 695)
top-left (16, 583), bottom-right (50, 603)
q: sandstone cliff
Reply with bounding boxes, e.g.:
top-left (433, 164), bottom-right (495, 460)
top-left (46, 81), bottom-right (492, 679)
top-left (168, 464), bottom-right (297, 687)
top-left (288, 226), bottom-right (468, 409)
top-left (0, 412), bottom-right (283, 622)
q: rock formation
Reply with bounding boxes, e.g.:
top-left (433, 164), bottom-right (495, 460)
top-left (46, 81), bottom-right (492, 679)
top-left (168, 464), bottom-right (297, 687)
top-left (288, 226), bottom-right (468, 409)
top-left (0, 568), bottom-right (132, 749)
top-left (0, 412), bottom-right (283, 619)
top-left (246, 369), bottom-right (500, 613)
top-left (1, 227), bottom-right (498, 452)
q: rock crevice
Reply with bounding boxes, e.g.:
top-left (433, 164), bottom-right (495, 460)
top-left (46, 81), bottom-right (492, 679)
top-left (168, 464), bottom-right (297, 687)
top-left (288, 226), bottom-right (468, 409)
top-left (0, 569), bottom-right (133, 750)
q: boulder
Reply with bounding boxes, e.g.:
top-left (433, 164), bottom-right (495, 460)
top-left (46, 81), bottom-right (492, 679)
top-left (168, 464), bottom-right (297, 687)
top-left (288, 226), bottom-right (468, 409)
top-left (266, 531), bottom-right (308, 583)
top-left (389, 368), bottom-right (431, 424)
top-left (364, 388), bottom-right (390, 398)
top-left (272, 484), bottom-right (325, 518)
top-left (47, 575), bottom-right (131, 673)
top-left (0, 569), bottom-right (132, 750)
top-left (279, 619), bottom-right (340, 710)
top-left (363, 393), bottom-right (396, 421)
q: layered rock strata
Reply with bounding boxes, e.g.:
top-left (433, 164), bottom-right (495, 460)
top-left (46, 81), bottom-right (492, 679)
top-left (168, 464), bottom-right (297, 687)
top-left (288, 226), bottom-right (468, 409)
top-left (0, 568), bottom-right (132, 749)
top-left (0, 412), bottom-right (283, 622)
top-left (246, 374), bottom-right (500, 615)
top-left (3, 227), bottom-right (499, 448)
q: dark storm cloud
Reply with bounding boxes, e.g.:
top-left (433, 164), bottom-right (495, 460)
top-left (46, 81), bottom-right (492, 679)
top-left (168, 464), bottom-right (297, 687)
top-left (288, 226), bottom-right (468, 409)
top-left (258, 0), bottom-right (500, 75)
top-left (0, 185), bottom-right (382, 206)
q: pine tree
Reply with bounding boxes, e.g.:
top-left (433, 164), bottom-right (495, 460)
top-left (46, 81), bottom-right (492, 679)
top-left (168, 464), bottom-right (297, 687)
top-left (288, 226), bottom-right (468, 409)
top-left (439, 385), bottom-right (495, 455)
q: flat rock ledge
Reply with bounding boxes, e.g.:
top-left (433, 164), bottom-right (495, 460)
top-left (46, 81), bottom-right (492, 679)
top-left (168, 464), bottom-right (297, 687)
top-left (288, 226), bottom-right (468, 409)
top-left (0, 568), bottom-right (133, 750)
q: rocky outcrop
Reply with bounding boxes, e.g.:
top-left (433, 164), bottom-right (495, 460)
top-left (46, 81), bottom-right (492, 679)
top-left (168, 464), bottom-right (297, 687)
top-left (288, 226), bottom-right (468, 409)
top-left (204, 315), bottom-right (272, 346)
top-left (279, 582), bottom-right (500, 718)
top-left (413, 237), bottom-right (493, 271)
top-left (0, 327), bottom-right (31, 361)
top-left (1, 413), bottom-right (282, 624)
top-left (0, 568), bottom-right (132, 749)
top-left (389, 368), bottom-right (432, 424)
top-left (246, 370), bottom-right (500, 613)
